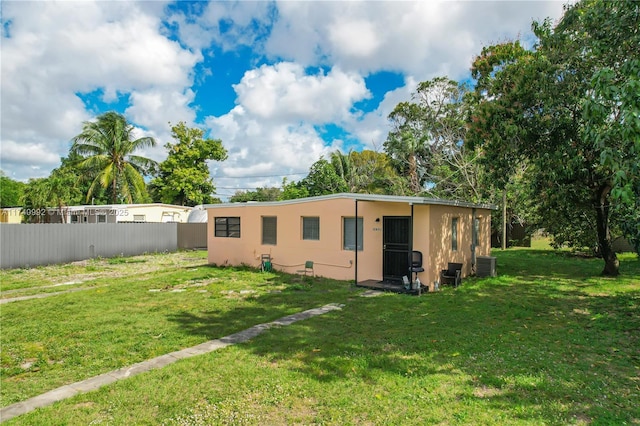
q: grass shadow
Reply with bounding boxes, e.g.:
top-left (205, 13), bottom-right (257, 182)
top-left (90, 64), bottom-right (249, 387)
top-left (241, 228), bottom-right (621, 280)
top-left (165, 251), bottom-right (640, 424)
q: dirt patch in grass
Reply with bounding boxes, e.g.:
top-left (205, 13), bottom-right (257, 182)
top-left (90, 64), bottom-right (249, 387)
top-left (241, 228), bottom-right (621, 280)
top-left (0, 251), bottom-right (209, 295)
top-left (473, 385), bottom-right (504, 398)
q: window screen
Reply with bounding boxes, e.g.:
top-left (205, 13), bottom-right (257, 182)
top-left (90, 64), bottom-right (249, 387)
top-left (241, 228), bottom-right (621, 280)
top-left (262, 216), bottom-right (277, 245)
top-left (302, 217), bottom-right (320, 240)
top-left (343, 217), bottom-right (363, 251)
top-left (452, 217), bottom-right (459, 251)
top-left (473, 217), bottom-right (480, 247)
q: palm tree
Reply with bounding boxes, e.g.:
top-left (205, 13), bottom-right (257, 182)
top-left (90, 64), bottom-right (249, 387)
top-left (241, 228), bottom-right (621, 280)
top-left (71, 112), bottom-right (157, 204)
top-left (330, 149), bottom-right (407, 195)
top-left (384, 102), bottom-right (430, 194)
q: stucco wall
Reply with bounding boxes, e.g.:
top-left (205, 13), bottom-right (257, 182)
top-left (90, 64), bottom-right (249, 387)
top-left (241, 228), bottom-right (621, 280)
top-left (428, 205), bottom-right (492, 284)
top-left (357, 201), bottom-right (430, 283)
top-left (207, 198), bottom-right (492, 285)
top-left (208, 198), bottom-right (361, 280)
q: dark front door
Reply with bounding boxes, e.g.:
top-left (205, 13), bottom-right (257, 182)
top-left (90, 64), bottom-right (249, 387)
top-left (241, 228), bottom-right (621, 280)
top-left (383, 216), bottom-right (410, 282)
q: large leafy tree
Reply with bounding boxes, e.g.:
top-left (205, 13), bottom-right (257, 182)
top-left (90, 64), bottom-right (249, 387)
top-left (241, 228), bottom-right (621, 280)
top-left (0, 171), bottom-right (25, 207)
top-left (414, 77), bottom-right (486, 202)
top-left (150, 122), bottom-right (227, 206)
top-left (384, 102), bottom-right (430, 193)
top-left (384, 77), bottom-right (488, 202)
top-left (19, 155), bottom-right (96, 222)
top-left (280, 177), bottom-right (310, 200)
top-left (59, 152), bottom-right (110, 206)
top-left (20, 178), bottom-right (50, 223)
top-left (71, 111), bottom-right (157, 204)
top-left (229, 187), bottom-right (282, 203)
top-left (245, 150), bottom-right (405, 202)
top-left (468, 0), bottom-right (640, 274)
top-left (577, 1), bottom-right (640, 254)
top-left (299, 157), bottom-right (348, 197)
top-left (279, 156), bottom-right (349, 200)
top-left (330, 150), bottom-right (407, 195)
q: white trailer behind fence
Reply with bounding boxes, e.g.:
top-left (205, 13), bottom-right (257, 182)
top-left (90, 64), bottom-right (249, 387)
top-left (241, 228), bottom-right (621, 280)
top-left (0, 223), bottom-right (207, 269)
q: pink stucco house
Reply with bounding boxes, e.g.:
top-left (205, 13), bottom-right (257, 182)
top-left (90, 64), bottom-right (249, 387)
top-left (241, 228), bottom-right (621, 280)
top-left (206, 193), bottom-right (494, 291)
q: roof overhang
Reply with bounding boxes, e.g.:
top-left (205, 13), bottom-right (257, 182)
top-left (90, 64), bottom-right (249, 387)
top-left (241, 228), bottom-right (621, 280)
top-left (203, 193), bottom-right (497, 210)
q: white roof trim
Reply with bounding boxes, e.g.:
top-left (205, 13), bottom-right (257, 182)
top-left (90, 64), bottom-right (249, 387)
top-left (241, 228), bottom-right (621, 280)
top-left (204, 193), bottom-right (496, 210)
top-left (42, 203), bottom-right (193, 211)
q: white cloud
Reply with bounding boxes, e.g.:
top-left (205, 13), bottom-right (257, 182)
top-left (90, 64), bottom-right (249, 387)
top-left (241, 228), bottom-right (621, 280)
top-left (204, 66), bottom-right (415, 187)
top-left (205, 63), bottom-right (365, 196)
top-left (328, 19), bottom-right (380, 58)
top-left (1, 141), bottom-right (61, 168)
top-left (264, 2), bottom-right (333, 66)
top-left (126, 88), bottom-right (197, 132)
top-left (234, 62), bottom-right (369, 123)
top-left (347, 76), bottom-right (419, 151)
top-left (1, 0), bottom-right (569, 197)
top-left (1, 0), bottom-right (201, 181)
top-left (207, 111), bottom-right (340, 196)
top-left (265, 1), bottom-right (566, 78)
top-left (167, 1), bottom-right (273, 52)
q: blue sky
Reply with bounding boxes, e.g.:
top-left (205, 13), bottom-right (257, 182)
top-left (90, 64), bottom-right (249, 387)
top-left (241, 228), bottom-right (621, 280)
top-left (0, 1), bottom-right (567, 200)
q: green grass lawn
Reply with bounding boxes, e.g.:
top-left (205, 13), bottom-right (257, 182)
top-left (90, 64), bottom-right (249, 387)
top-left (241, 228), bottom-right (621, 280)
top-left (1, 248), bottom-right (638, 425)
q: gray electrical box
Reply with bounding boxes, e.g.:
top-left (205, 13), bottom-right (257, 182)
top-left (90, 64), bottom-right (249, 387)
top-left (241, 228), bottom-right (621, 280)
top-left (476, 256), bottom-right (497, 277)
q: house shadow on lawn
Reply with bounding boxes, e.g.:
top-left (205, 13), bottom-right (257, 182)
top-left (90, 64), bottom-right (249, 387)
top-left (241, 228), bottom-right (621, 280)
top-left (167, 257), bottom-right (639, 424)
top-left (166, 270), bottom-right (357, 340)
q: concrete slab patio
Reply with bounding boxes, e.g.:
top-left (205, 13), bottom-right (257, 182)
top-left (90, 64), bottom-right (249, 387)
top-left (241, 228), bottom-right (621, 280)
top-left (0, 303), bottom-right (344, 423)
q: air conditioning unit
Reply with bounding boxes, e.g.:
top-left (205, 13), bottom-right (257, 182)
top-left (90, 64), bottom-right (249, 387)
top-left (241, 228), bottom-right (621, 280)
top-left (476, 256), bottom-right (497, 277)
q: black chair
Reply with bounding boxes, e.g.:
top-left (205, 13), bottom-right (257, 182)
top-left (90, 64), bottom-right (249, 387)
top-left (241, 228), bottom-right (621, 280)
top-left (409, 251), bottom-right (425, 284)
top-left (441, 262), bottom-right (463, 287)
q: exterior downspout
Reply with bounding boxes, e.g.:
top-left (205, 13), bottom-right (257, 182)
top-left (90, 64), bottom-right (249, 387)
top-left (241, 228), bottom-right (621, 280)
top-left (354, 199), bottom-right (358, 286)
top-left (471, 208), bottom-right (477, 274)
top-left (409, 203), bottom-right (414, 279)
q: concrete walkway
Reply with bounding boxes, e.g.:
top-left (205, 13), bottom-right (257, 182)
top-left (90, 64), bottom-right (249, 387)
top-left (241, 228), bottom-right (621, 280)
top-left (0, 303), bottom-right (344, 423)
top-left (0, 287), bottom-right (101, 304)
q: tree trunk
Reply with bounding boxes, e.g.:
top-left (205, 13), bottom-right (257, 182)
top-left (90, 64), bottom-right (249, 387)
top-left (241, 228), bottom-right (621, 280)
top-left (408, 153), bottom-right (420, 194)
top-left (112, 178), bottom-right (118, 205)
top-left (594, 184), bottom-right (619, 276)
top-left (502, 189), bottom-right (507, 250)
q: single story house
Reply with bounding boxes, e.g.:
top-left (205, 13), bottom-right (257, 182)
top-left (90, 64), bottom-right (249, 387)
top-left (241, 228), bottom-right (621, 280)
top-left (206, 193), bottom-right (494, 290)
top-left (41, 203), bottom-right (193, 224)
